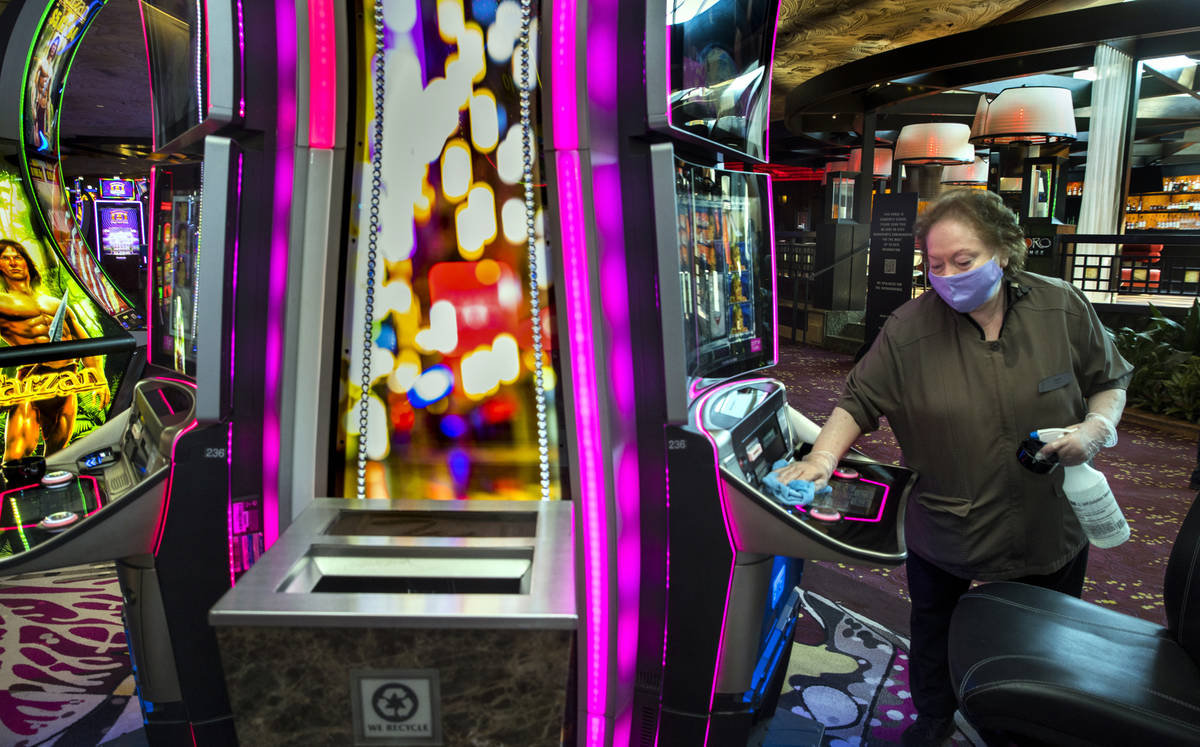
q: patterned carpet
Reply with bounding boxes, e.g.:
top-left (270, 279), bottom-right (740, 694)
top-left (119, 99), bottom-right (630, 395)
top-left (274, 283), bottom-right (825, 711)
top-left (0, 565), bottom-right (141, 747)
top-left (775, 341), bottom-right (1200, 630)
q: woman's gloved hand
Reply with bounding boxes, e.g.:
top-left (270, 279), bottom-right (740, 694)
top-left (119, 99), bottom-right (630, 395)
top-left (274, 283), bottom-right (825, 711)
top-left (772, 449), bottom-right (837, 489)
top-left (1037, 413), bottom-right (1118, 467)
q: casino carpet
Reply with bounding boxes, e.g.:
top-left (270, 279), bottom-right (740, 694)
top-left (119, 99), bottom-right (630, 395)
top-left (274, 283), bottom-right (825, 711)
top-left (760, 588), bottom-right (976, 747)
top-left (0, 564), bottom-right (141, 747)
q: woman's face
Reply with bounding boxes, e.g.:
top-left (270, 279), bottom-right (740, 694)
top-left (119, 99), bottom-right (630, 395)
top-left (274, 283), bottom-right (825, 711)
top-left (924, 217), bottom-right (1004, 277)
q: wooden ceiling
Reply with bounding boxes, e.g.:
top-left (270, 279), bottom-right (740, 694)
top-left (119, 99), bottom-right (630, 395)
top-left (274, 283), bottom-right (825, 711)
top-left (771, 0), bottom-right (1124, 115)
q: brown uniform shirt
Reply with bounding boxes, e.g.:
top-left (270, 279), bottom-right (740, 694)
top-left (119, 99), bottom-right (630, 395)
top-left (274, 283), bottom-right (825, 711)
top-left (838, 271), bottom-right (1134, 580)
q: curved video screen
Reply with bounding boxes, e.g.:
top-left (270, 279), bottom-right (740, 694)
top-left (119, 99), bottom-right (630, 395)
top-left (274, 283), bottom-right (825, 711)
top-left (667, 0), bottom-right (777, 161)
top-left (674, 157), bottom-right (774, 381)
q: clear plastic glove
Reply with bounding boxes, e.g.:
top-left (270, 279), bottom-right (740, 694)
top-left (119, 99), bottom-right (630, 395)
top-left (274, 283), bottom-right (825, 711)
top-left (763, 459), bottom-right (832, 507)
top-left (772, 449), bottom-right (837, 489)
top-left (1037, 413), bottom-right (1118, 467)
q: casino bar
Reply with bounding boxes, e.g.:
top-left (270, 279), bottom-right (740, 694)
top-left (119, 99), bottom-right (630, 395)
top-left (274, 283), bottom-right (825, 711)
top-left (0, 2), bottom-right (1197, 746)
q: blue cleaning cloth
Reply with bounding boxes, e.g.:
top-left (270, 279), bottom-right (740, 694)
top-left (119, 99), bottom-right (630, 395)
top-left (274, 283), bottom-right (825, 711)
top-left (763, 458), bottom-right (831, 507)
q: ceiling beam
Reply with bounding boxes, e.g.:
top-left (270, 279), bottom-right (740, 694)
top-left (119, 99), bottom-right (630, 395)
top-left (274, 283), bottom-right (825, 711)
top-left (784, 0), bottom-right (1200, 133)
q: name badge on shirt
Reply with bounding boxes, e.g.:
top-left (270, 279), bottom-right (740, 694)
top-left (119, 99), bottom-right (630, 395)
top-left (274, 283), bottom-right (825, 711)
top-left (1038, 372), bottom-right (1073, 393)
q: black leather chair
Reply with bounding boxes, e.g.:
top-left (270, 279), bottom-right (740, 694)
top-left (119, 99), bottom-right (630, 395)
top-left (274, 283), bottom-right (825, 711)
top-left (947, 492), bottom-right (1200, 747)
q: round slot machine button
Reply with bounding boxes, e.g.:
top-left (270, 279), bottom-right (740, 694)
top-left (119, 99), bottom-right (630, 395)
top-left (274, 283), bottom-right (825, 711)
top-left (41, 470), bottom-right (75, 489)
top-left (808, 508), bottom-right (842, 522)
top-left (39, 511), bottom-right (79, 531)
top-left (833, 468), bottom-right (859, 480)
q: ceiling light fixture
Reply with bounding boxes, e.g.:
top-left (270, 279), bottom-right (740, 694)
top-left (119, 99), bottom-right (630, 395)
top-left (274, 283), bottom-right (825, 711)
top-left (893, 122), bottom-right (974, 164)
top-left (941, 156), bottom-right (990, 185)
top-left (969, 86), bottom-right (1077, 146)
top-left (847, 147), bottom-right (894, 178)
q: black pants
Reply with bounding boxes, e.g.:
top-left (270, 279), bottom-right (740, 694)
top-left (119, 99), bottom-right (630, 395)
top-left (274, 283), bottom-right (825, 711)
top-left (905, 547), bottom-right (1089, 718)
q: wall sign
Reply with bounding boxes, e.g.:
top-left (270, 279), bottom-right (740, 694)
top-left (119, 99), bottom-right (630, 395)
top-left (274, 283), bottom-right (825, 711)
top-left (350, 669), bottom-right (442, 746)
top-left (863, 193), bottom-right (919, 351)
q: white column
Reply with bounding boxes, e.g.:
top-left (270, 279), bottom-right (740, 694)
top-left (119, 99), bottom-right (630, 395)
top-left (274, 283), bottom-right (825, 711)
top-left (1076, 44), bottom-right (1136, 300)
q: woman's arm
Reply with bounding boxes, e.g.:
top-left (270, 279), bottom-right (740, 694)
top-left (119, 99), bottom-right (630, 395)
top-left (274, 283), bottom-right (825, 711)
top-left (774, 406), bottom-right (862, 487)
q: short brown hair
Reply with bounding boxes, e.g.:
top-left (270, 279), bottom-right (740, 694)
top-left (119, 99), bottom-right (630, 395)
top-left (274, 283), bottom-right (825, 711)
top-left (914, 189), bottom-right (1027, 273)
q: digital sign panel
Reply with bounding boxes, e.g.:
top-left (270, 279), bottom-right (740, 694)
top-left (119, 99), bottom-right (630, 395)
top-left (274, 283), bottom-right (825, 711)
top-left (99, 178), bottom-right (136, 199)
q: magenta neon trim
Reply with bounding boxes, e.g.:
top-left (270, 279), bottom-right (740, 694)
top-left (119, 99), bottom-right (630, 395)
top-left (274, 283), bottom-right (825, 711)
top-left (229, 154), bottom-right (243, 392)
top-left (664, 27), bottom-right (672, 126)
top-left (226, 421), bottom-right (236, 586)
top-left (765, 173), bottom-right (779, 364)
top-left (92, 200), bottom-right (101, 261)
top-left (260, 0), bottom-right (297, 549)
top-left (236, 0), bottom-right (246, 117)
top-left (556, 149), bottom-right (609, 724)
top-left (201, 0), bottom-right (210, 119)
top-left (153, 420), bottom-right (200, 555)
top-left (158, 388), bottom-right (176, 415)
top-left (306, 0), bottom-right (337, 148)
top-left (152, 376), bottom-right (198, 390)
top-left (550, 0), bottom-right (578, 151)
top-left (146, 165), bottom-right (158, 363)
top-left (0, 475), bottom-right (102, 516)
top-left (691, 382), bottom-right (749, 733)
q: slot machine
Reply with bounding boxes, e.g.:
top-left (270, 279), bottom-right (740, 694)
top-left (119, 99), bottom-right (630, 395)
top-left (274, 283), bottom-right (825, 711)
top-left (616, 2), bottom-right (918, 744)
top-left (0, 0), bottom-right (282, 743)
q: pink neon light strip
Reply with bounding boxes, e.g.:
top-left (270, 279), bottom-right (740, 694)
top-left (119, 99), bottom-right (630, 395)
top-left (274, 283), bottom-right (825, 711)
top-left (765, 172), bottom-right (779, 364)
top-left (0, 476), bottom-right (104, 535)
top-left (148, 374), bottom-right (198, 556)
top-left (226, 421), bottom-right (235, 586)
top-left (307, 0), bottom-right (337, 148)
top-left (154, 420), bottom-right (200, 556)
top-left (794, 477), bottom-right (891, 523)
top-left (556, 149), bottom-right (609, 723)
top-left (691, 381), bottom-right (748, 742)
top-left (201, 0), bottom-right (211, 118)
top-left (146, 165), bottom-right (158, 362)
top-left (664, 27), bottom-right (672, 127)
top-left (261, 0), bottom-right (297, 550)
top-left (236, 0), bottom-right (246, 117)
top-left (550, 0), bottom-right (579, 151)
top-left (158, 389), bottom-right (176, 415)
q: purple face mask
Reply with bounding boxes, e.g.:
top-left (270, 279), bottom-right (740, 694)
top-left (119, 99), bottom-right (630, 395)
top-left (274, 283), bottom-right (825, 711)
top-left (928, 258), bottom-right (1003, 313)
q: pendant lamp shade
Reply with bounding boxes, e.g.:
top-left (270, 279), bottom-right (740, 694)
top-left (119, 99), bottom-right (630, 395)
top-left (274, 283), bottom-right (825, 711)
top-left (969, 86), bottom-right (1077, 145)
top-left (825, 159), bottom-right (852, 173)
top-left (848, 147), bottom-right (894, 178)
top-left (941, 156), bottom-right (990, 185)
top-left (893, 123), bottom-right (974, 164)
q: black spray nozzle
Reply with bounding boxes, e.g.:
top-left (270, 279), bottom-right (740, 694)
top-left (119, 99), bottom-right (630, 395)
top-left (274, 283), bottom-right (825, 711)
top-left (1017, 432), bottom-right (1059, 475)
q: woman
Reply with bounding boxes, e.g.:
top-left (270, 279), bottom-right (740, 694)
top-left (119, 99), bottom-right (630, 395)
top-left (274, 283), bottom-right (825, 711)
top-left (778, 189), bottom-right (1132, 746)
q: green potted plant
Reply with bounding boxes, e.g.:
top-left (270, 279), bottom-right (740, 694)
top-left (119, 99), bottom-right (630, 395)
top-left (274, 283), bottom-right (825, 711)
top-left (1111, 299), bottom-right (1200, 424)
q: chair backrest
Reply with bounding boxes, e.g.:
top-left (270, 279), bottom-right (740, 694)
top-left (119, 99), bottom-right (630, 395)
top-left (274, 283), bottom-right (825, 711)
top-left (1164, 491), bottom-right (1200, 663)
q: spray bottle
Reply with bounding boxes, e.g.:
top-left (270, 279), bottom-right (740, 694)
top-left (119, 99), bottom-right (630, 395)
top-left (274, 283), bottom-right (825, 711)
top-left (1023, 427), bottom-right (1130, 549)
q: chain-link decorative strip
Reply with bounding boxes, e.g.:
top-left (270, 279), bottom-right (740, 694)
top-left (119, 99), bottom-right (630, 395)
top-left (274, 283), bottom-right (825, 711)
top-left (357, 2), bottom-right (386, 499)
top-left (519, 0), bottom-right (551, 499)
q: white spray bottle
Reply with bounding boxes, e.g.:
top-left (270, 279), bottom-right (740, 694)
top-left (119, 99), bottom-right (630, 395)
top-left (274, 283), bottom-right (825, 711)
top-left (1034, 427), bottom-right (1130, 549)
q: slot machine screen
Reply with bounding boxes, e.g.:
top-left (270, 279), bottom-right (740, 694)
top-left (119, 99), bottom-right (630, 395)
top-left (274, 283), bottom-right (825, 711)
top-left (140, 0), bottom-right (204, 151)
top-left (150, 164), bottom-right (202, 375)
top-left (665, 0), bottom-right (778, 161)
top-left (95, 202), bottom-right (144, 257)
top-left (674, 157), bottom-right (774, 382)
